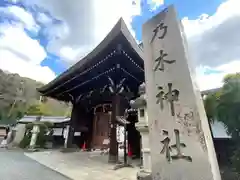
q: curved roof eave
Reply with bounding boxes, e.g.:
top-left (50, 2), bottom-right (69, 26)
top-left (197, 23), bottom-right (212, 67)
top-left (38, 18), bottom-right (144, 94)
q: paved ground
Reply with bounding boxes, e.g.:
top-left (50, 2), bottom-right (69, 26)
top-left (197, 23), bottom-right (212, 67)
top-left (0, 149), bottom-right (71, 180)
top-left (25, 150), bottom-right (140, 180)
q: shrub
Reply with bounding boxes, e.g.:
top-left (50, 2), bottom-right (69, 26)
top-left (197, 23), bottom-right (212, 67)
top-left (19, 132), bottom-right (31, 148)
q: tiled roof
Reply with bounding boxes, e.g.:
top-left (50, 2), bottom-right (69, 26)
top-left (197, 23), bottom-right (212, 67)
top-left (211, 121), bottom-right (231, 139)
top-left (201, 88), bottom-right (221, 95)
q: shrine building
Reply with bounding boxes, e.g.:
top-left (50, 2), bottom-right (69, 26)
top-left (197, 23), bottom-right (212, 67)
top-left (38, 17), bottom-right (230, 165)
top-left (38, 18), bottom-right (144, 162)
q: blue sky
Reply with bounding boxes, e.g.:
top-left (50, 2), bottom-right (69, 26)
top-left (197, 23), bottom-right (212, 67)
top-left (132, 0), bottom-right (223, 40)
top-left (0, 0), bottom-right (240, 90)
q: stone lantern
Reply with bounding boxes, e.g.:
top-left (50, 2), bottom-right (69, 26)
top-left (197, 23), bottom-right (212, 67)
top-left (29, 116), bottom-right (41, 150)
top-left (130, 83), bottom-right (151, 179)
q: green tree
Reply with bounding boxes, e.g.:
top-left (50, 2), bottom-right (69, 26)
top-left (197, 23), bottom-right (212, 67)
top-left (203, 91), bottom-right (221, 122)
top-left (216, 73), bottom-right (240, 138)
top-left (204, 73), bottom-right (240, 174)
top-left (0, 70), bottom-right (70, 123)
top-left (25, 101), bottom-right (70, 117)
top-left (204, 73), bottom-right (240, 135)
top-left (25, 104), bottom-right (51, 116)
top-left (65, 109), bottom-right (72, 117)
top-left (25, 104), bottom-right (42, 115)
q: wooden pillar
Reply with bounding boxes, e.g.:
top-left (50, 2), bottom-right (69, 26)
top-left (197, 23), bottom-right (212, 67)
top-left (86, 109), bottom-right (94, 151)
top-left (108, 95), bottom-right (120, 163)
top-left (66, 103), bottom-right (78, 148)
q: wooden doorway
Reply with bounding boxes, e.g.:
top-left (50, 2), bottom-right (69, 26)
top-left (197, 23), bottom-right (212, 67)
top-left (92, 112), bottom-right (111, 149)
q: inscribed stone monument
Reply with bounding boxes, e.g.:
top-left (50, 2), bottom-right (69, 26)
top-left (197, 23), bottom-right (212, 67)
top-left (142, 5), bottom-right (221, 180)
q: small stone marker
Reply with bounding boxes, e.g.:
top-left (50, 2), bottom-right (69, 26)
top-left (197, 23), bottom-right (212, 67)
top-left (142, 5), bottom-right (221, 180)
top-left (64, 125), bottom-right (70, 148)
top-left (29, 125), bottom-right (40, 149)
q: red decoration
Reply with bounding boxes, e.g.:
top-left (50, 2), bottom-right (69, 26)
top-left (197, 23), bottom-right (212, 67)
top-left (81, 142), bottom-right (86, 151)
top-left (128, 143), bottom-right (132, 157)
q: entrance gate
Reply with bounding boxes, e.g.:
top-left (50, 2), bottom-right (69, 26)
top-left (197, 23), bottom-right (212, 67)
top-left (91, 104), bottom-right (111, 149)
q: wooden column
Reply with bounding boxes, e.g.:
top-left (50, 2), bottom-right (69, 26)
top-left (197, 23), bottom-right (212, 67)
top-left (108, 95), bottom-right (120, 163)
top-left (86, 109), bottom-right (94, 151)
top-left (66, 103), bottom-right (78, 148)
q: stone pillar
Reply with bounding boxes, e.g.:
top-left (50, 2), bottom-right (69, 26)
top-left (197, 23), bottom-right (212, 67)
top-left (29, 116), bottom-right (41, 150)
top-left (64, 125), bottom-right (70, 148)
top-left (142, 5), bottom-right (221, 180)
top-left (130, 83), bottom-right (152, 179)
top-left (29, 125), bottom-right (40, 149)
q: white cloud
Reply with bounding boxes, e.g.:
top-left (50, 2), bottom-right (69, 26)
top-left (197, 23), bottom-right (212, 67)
top-left (59, 46), bottom-right (91, 61)
top-left (93, 0), bottom-right (141, 39)
top-left (22, 0), bottom-right (240, 90)
top-left (183, 0), bottom-right (240, 38)
top-left (148, 0), bottom-right (164, 11)
top-left (0, 0), bottom-right (144, 83)
top-left (23, 0), bottom-right (142, 63)
top-left (44, 22), bottom-right (69, 41)
top-left (0, 23), bottom-right (56, 83)
top-left (1, 0), bottom-right (239, 91)
top-left (0, 49), bottom-right (55, 83)
top-left (182, 0), bottom-right (240, 90)
top-left (0, 24), bottom-right (46, 64)
top-left (182, 0), bottom-right (240, 67)
top-left (0, 5), bottom-right (39, 32)
top-left (196, 61), bottom-right (240, 91)
top-left (6, 0), bottom-right (20, 3)
top-left (37, 13), bottom-right (52, 24)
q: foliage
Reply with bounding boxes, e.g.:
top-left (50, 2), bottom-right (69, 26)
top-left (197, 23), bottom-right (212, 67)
top-left (204, 72), bottom-right (240, 173)
top-left (0, 70), bottom-right (42, 121)
top-left (220, 165), bottom-right (240, 180)
top-left (25, 104), bottom-right (42, 116)
top-left (204, 73), bottom-right (240, 136)
top-left (64, 103), bottom-right (72, 117)
top-left (216, 73), bottom-right (240, 138)
top-left (25, 104), bottom-right (49, 116)
top-left (224, 73), bottom-right (240, 84)
top-left (203, 91), bottom-right (221, 122)
top-left (0, 69), bottom-right (71, 123)
top-left (19, 132), bottom-right (31, 148)
top-left (25, 102), bottom-right (72, 117)
top-left (230, 147), bottom-right (240, 175)
top-left (65, 109), bottom-right (72, 117)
